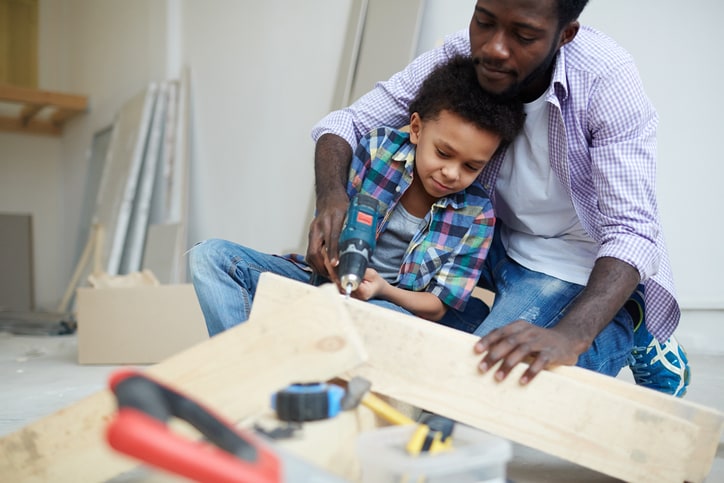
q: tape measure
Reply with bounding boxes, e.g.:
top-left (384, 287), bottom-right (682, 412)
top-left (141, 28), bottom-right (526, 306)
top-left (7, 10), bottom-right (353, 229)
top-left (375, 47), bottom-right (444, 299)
top-left (271, 382), bottom-right (345, 422)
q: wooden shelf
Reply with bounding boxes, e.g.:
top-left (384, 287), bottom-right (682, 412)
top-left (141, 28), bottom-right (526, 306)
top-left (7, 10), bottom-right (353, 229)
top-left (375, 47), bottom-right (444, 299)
top-left (0, 84), bottom-right (88, 136)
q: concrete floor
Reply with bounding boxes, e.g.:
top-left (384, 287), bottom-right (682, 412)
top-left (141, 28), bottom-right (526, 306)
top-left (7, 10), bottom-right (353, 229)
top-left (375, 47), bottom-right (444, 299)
top-left (1, 331), bottom-right (722, 482)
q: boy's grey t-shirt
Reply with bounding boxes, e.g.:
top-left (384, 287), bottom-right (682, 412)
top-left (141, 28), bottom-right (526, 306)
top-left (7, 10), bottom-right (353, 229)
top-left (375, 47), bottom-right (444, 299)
top-left (370, 202), bottom-right (423, 283)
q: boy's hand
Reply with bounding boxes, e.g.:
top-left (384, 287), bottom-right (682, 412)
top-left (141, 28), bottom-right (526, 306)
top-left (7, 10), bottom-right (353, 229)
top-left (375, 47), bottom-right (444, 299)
top-left (350, 268), bottom-right (386, 301)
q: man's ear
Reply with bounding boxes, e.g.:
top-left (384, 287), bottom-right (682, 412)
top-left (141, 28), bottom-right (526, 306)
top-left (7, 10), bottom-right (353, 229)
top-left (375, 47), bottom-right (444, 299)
top-left (409, 112), bottom-right (421, 144)
top-left (558, 20), bottom-right (580, 48)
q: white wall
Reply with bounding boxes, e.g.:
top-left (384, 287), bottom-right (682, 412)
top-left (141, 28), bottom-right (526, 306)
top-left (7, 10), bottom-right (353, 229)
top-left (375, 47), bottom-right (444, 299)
top-left (1, 1), bottom-right (721, 350)
top-left (0, 134), bottom-right (62, 310)
top-left (180, 0), bottom-right (352, 256)
top-left (0, 0), bottom-right (352, 308)
top-left (0, 0), bottom-right (170, 309)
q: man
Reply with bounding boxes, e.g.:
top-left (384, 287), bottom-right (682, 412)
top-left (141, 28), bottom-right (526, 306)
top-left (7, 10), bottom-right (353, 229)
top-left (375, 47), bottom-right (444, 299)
top-left (306, 0), bottom-right (690, 396)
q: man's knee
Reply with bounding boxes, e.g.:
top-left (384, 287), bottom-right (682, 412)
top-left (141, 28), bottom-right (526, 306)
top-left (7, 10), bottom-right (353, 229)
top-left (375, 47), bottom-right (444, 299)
top-left (189, 238), bottom-right (230, 276)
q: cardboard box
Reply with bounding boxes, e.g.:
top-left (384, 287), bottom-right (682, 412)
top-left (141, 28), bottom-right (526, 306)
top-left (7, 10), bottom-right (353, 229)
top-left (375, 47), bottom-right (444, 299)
top-left (76, 284), bottom-right (208, 364)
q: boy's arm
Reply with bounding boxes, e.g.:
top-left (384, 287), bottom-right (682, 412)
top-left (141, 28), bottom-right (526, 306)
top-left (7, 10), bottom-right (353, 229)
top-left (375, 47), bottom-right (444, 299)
top-left (377, 283), bottom-right (448, 321)
top-left (354, 268), bottom-right (447, 321)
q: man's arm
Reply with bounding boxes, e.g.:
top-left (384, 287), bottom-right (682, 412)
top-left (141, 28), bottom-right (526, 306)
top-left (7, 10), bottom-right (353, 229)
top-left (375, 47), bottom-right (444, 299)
top-left (306, 134), bottom-right (353, 276)
top-left (474, 257), bottom-right (639, 384)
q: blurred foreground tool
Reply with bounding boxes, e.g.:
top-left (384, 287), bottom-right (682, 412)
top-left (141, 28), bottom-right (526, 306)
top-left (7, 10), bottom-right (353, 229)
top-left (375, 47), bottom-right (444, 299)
top-left (271, 382), bottom-right (345, 422)
top-left (406, 412), bottom-right (455, 456)
top-left (106, 369), bottom-right (281, 483)
top-left (340, 376), bottom-right (455, 455)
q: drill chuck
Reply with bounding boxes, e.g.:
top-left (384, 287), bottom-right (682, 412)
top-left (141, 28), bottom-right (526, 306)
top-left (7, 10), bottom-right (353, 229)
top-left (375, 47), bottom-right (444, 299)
top-left (338, 244), bottom-right (373, 293)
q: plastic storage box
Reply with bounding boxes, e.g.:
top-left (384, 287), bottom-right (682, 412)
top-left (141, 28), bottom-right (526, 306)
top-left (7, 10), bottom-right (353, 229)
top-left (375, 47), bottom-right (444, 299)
top-left (357, 423), bottom-right (511, 483)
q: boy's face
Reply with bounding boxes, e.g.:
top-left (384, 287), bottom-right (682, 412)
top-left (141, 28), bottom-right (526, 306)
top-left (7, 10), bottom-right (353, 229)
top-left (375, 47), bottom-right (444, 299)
top-left (409, 110), bottom-right (500, 198)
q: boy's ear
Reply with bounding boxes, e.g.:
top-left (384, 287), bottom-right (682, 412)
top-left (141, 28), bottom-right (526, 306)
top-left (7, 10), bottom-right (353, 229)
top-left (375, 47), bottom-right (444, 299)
top-left (409, 112), bottom-right (421, 144)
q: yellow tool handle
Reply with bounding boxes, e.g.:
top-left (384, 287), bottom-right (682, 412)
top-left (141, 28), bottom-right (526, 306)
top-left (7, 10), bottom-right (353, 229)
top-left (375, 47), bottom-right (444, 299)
top-left (361, 393), bottom-right (416, 426)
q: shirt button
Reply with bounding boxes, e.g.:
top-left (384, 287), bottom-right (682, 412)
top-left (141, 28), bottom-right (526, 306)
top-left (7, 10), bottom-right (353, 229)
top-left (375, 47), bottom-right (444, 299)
top-left (396, 186), bottom-right (401, 192)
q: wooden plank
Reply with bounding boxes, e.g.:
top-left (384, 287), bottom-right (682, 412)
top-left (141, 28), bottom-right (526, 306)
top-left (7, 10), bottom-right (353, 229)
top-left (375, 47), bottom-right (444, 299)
top-left (95, 85), bottom-right (157, 275)
top-left (251, 273), bottom-right (724, 483)
top-left (0, 285), bottom-right (367, 482)
top-left (121, 82), bottom-right (168, 273)
top-left (0, 84), bottom-right (87, 111)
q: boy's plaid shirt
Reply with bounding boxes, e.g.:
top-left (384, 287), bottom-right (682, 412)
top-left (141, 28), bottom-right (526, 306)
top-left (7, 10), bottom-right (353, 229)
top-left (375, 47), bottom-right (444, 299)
top-left (347, 126), bottom-right (494, 311)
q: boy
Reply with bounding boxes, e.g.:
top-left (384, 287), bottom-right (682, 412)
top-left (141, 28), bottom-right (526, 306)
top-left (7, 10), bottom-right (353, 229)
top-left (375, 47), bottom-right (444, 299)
top-left (189, 56), bottom-right (524, 336)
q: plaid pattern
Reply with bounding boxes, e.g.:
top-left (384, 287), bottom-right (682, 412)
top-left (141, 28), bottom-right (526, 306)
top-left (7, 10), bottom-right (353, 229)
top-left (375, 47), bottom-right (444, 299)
top-left (348, 127), bottom-right (494, 311)
top-left (312, 26), bottom-right (679, 341)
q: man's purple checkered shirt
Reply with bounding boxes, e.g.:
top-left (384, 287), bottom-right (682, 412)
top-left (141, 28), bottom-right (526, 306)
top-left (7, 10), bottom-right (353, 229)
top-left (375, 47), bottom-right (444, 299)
top-left (311, 26), bottom-right (679, 341)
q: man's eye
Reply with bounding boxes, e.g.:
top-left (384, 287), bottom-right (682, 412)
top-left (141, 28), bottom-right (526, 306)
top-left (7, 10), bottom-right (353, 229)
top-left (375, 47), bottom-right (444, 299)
top-left (516, 32), bottom-right (536, 43)
top-left (474, 14), bottom-right (493, 28)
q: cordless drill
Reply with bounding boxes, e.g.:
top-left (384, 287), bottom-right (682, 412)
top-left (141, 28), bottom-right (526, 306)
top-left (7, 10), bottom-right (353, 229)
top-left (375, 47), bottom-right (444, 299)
top-left (338, 193), bottom-right (380, 297)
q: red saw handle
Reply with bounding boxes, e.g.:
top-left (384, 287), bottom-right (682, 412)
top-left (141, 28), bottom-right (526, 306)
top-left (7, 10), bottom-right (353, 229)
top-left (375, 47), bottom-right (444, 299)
top-left (106, 369), bottom-right (281, 483)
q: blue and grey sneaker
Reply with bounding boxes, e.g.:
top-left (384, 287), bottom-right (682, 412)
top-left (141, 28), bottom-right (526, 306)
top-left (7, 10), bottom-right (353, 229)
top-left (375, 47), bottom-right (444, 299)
top-left (626, 288), bottom-right (691, 397)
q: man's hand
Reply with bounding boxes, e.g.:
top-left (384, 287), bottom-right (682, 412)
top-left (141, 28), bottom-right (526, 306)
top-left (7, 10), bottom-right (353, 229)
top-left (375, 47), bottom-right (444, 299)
top-left (473, 321), bottom-right (582, 385)
top-left (307, 134), bottom-right (354, 277)
top-left (473, 257), bottom-right (640, 385)
top-left (306, 191), bottom-right (349, 277)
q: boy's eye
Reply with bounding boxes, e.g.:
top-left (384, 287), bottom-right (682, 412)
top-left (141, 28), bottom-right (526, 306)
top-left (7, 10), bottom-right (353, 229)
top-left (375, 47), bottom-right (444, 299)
top-left (465, 163), bottom-right (482, 172)
top-left (436, 149), bottom-right (450, 158)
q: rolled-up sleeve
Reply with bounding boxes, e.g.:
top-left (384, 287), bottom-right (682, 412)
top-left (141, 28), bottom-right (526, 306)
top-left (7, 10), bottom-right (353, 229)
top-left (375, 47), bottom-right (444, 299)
top-left (587, 60), bottom-right (661, 282)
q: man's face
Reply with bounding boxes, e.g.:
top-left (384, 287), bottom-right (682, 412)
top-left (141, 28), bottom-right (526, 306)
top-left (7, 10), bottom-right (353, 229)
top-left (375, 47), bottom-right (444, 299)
top-left (469, 0), bottom-right (572, 101)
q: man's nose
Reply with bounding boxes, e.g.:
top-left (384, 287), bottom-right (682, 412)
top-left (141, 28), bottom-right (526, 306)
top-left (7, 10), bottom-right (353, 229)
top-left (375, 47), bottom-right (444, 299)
top-left (479, 30), bottom-right (510, 60)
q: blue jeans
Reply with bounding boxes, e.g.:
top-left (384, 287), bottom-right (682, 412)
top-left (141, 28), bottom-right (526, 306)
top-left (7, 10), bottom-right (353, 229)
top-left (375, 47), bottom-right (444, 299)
top-left (441, 229), bottom-right (633, 376)
top-left (189, 239), bottom-right (415, 337)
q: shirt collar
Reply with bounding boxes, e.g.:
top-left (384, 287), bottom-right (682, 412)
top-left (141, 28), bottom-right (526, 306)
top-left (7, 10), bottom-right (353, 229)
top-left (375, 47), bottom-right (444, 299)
top-left (390, 134), bottom-right (417, 174)
top-left (550, 45), bottom-right (569, 103)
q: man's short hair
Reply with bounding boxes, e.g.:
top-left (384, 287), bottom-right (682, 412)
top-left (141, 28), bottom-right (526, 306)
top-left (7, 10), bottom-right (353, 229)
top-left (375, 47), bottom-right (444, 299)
top-left (557, 0), bottom-right (589, 26)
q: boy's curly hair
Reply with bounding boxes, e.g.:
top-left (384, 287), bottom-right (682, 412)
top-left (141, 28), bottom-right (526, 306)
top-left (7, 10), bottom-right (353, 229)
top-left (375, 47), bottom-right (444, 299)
top-left (408, 55), bottom-right (525, 144)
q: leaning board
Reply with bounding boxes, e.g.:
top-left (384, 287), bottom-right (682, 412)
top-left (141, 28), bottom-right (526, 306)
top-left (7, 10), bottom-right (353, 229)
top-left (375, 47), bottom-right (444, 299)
top-left (251, 273), bottom-right (724, 483)
top-left (0, 285), bottom-right (367, 482)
